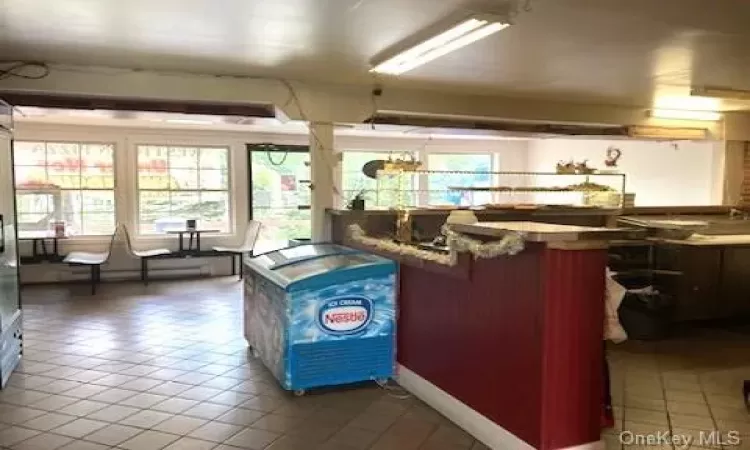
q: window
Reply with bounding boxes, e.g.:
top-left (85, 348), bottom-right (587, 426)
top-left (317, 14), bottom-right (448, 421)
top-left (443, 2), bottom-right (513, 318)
top-left (341, 151), bottom-right (418, 208)
top-left (427, 153), bottom-right (493, 206)
top-left (136, 145), bottom-right (230, 234)
top-left (14, 141), bottom-right (116, 236)
top-left (341, 151), bottom-right (386, 205)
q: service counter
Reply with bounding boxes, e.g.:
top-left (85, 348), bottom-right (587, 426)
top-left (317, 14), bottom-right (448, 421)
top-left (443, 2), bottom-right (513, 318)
top-left (348, 221), bottom-right (631, 450)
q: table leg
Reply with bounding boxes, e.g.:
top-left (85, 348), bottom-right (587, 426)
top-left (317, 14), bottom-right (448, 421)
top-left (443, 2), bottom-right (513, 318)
top-left (53, 238), bottom-right (59, 260)
top-left (31, 239), bottom-right (39, 259)
top-left (141, 258), bottom-right (148, 285)
top-left (188, 233), bottom-right (195, 252)
top-left (231, 255), bottom-right (236, 276)
top-left (196, 233), bottom-right (201, 253)
top-left (90, 265), bottom-right (99, 295)
top-left (178, 233), bottom-right (184, 254)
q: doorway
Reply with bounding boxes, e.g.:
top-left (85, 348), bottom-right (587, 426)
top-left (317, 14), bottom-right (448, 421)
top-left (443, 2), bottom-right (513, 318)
top-left (247, 144), bottom-right (311, 253)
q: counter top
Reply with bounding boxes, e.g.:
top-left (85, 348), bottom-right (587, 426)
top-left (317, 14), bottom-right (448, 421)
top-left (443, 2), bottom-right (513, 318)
top-left (622, 206), bottom-right (731, 216)
top-left (659, 234), bottom-right (750, 246)
top-left (451, 221), bottom-right (631, 242)
top-left (327, 207), bottom-right (621, 217)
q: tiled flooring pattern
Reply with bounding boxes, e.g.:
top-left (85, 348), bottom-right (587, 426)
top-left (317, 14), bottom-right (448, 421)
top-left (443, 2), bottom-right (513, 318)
top-left (0, 279), bottom-right (747, 449)
top-left (0, 280), bottom-right (489, 450)
top-left (605, 327), bottom-right (750, 449)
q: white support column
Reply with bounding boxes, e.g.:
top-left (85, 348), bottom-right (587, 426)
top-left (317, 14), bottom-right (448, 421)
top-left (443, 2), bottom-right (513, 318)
top-left (309, 122), bottom-right (336, 242)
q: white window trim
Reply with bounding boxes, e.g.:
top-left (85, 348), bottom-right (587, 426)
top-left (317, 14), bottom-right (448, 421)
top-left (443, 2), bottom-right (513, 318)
top-left (424, 151), bottom-right (495, 207)
top-left (131, 141), bottom-right (235, 238)
top-left (339, 148), bottom-right (423, 208)
top-left (13, 124), bottom-right (251, 246)
top-left (14, 139), bottom-right (119, 238)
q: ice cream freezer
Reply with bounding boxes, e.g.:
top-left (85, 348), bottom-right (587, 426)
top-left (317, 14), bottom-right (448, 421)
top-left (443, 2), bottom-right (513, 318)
top-left (242, 243), bottom-right (397, 394)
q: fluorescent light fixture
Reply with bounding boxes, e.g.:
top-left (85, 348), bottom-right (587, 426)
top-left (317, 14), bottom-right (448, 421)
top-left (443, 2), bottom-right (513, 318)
top-left (630, 126), bottom-right (707, 140)
top-left (165, 118), bottom-right (216, 125)
top-left (371, 16), bottom-right (509, 75)
top-left (691, 86), bottom-right (750, 100)
top-left (650, 109), bottom-right (722, 121)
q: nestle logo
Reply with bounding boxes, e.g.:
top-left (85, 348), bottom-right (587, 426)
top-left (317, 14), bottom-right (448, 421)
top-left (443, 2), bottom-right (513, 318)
top-left (317, 297), bottom-right (373, 335)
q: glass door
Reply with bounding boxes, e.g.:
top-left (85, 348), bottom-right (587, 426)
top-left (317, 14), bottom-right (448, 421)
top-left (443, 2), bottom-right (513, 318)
top-left (248, 145), bottom-right (311, 253)
top-left (0, 99), bottom-right (21, 389)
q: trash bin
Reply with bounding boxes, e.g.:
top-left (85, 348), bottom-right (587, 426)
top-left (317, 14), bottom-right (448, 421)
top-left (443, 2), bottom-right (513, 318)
top-left (614, 273), bottom-right (673, 341)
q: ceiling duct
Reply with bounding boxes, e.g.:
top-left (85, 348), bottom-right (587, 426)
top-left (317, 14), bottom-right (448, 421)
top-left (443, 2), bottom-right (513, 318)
top-left (365, 113), bottom-right (629, 138)
top-left (0, 91), bottom-right (279, 119)
top-left (365, 113), bottom-right (709, 140)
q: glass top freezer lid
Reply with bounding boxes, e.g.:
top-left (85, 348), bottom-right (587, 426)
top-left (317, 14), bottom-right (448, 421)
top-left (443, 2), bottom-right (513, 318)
top-left (274, 253), bottom-right (384, 283)
top-left (250, 244), bottom-right (354, 270)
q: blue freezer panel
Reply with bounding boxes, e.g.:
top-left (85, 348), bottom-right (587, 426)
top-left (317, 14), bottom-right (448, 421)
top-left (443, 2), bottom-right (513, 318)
top-left (287, 274), bottom-right (396, 345)
top-left (244, 275), bottom-right (288, 386)
top-left (288, 337), bottom-right (394, 390)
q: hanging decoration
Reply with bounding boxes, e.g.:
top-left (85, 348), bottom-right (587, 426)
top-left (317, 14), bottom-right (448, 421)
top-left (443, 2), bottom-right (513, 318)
top-left (348, 225), bottom-right (453, 265)
top-left (443, 225), bottom-right (525, 259)
top-left (382, 152), bottom-right (421, 172)
top-left (604, 146), bottom-right (622, 168)
top-left (347, 224), bottom-right (525, 266)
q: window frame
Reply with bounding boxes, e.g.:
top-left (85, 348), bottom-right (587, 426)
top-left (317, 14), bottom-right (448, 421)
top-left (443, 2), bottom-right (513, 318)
top-left (13, 139), bottom-right (118, 237)
top-left (423, 151), bottom-right (496, 207)
top-left (133, 142), bottom-right (234, 237)
top-left (340, 149), bottom-right (399, 206)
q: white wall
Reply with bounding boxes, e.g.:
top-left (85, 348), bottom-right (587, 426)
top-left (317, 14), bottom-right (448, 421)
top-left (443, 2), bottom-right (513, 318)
top-left (526, 139), bottom-right (725, 206)
top-left (14, 122), bottom-right (531, 283)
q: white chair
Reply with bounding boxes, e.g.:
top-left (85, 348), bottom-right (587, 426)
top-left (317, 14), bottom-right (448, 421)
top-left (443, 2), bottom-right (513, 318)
top-left (121, 224), bottom-right (172, 285)
top-left (64, 227), bottom-right (119, 295)
top-left (214, 220), bottom-right (261, 279)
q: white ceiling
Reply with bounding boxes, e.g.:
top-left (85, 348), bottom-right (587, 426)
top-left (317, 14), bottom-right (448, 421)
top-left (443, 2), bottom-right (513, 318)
top-left (3, 0), bottom-right (750, 110)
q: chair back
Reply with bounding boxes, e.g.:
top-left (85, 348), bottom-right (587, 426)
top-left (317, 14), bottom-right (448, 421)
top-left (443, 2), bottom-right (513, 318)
top-left (119, 224), bottom-right (137, 257)
top-left (242, 220), bottom-right (262, 252)
top-left (103, 224), bottom-right (121, 262)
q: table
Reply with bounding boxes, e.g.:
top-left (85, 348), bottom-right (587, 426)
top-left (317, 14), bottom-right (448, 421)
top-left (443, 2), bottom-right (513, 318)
top-left (18, 231), bottom-right (66, 263)
top-left (165, 229), bottom-right (219, 255)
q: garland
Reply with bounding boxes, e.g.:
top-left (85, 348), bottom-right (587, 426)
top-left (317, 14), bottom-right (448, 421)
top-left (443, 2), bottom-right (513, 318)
top-left (347, 224), bottom-right (525, 266)
top-left (348, 225), bottom-right (453, 265)
top-left (443, 225), bottom-right (525, 259)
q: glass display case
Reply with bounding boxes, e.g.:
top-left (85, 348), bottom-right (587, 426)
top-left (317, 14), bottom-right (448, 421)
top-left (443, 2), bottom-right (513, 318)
top-left (374, 170), bottom-right (627, 210)
top-left (248, 243), bottom-right (356, 272)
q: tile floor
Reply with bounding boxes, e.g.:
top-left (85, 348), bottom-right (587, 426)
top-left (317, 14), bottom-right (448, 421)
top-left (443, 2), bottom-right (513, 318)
top-left (0, 279), bottom-right (747, 450)
top-left (606, 325), bottom-right (750, 449)
top-left (0, 280), bottom-right (488, 450)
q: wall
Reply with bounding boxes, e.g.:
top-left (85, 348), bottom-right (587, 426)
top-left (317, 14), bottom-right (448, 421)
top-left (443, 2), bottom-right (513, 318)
top-left (14, 121), bottom-right (530, 283)
top-left (527, 139), bottom-right (725, 206)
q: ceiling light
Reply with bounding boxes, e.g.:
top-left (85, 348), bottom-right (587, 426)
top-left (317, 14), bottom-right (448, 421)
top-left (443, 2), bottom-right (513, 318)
top-left (691, 86), bottom-right (750, 100)
top-left (165, 119), bottom-right (216, 125)
top-left (370, 16), bottom-right (510, 75)
top-left (649, 109), bottom-right (722, 121)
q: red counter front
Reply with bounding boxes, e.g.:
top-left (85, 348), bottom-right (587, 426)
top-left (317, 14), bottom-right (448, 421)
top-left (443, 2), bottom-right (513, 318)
top-left (396, 242), bottom-right (606, 450)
